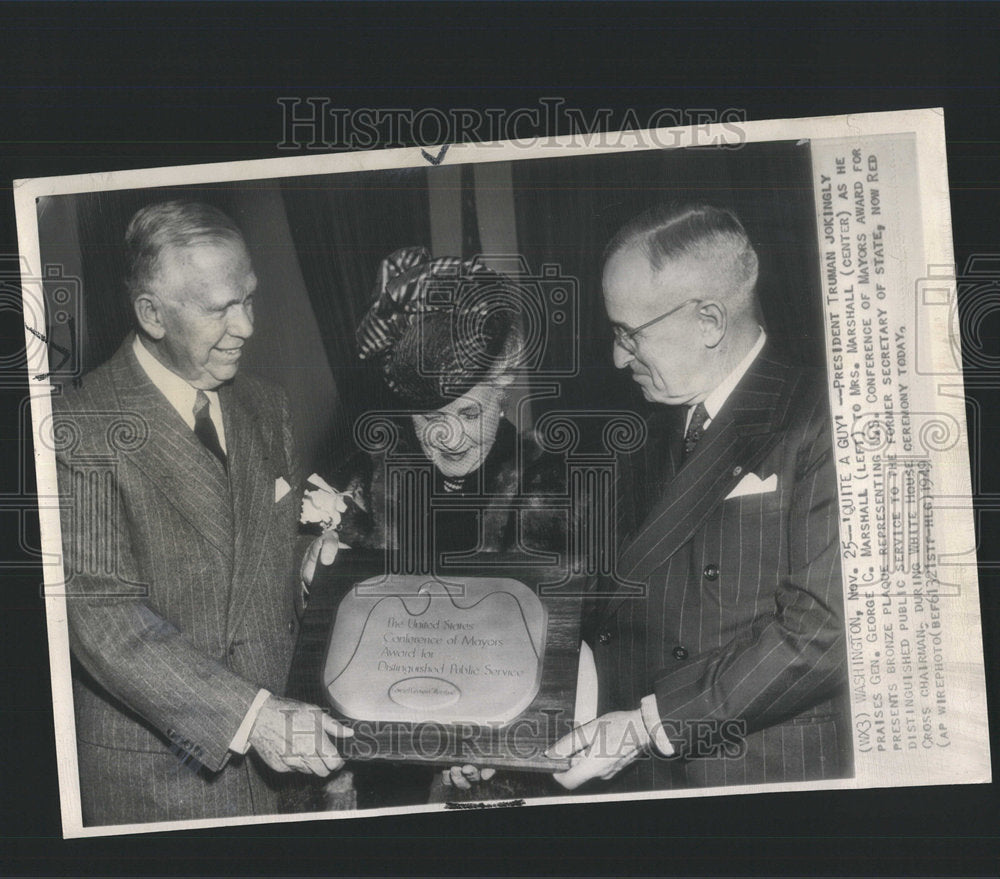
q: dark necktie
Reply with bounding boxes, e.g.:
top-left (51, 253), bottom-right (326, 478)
top-left (193, 390), bottom-right (227, 469)
top-left (683, 401), bottom-right (709, 459)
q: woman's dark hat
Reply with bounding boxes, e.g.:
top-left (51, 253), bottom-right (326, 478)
top-left (356, 246), bottom-right (524, 410)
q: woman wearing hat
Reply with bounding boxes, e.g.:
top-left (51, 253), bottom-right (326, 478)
top-left (311, 247), bottom-right (570, 807)
top-left (321, 246), bottom-right (566, 561)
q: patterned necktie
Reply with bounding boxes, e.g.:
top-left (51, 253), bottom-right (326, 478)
top-left (683, 401), bottom-right (710, 458)
top-left (193, 390), bottom-right (227, 469)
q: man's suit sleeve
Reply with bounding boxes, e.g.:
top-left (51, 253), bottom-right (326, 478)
top-left (648, 394), bottom-right (846, 737)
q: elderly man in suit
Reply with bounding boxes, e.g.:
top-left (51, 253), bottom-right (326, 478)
top-left (53, 200), bottom-right (350, 826)
top-left (549, 203), bottom-right (848, 791)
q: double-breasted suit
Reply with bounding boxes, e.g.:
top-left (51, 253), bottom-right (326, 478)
top-left (590, 350), bottom-right (850, 790)
top-left (53, 338), bottom-right (303, 825)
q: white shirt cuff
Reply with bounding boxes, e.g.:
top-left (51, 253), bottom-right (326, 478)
top-left (640, 693), bottom-right (675, 756)
top-left (574, 640), bottom-right (599, 725)
top-left (229, 688), bottom-right (272, 755)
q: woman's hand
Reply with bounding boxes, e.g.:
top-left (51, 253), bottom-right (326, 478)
top-left (441, 764), bottom-right (496, 791)
top-left (300, 473), bottom-right (354, 587)
top-left (301, 531), bottom-right (343, 587)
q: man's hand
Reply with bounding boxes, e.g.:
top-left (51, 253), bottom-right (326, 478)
top-left (441, 764), bottom-right (496, 791)
top-left (248, 695), bottom-right (353, 777)
top-left (547, 709), bottom-right (649, 790)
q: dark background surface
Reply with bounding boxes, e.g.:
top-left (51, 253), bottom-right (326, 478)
top-left (2, 2), bottom-right (998, 876)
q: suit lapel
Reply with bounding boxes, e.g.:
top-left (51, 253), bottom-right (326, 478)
top-left (605, 352), bottom-right (794, 621)
top-left (110, 339), bottom-right (234, 557)
top-left (220, 378), bottom-right (277, 640)
top-left (618, 406), bottom-right (682, 543)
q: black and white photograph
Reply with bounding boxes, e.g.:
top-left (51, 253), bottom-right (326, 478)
top-left (14, 109), bottom-right (989, 839)
top-left (5, 6), bottom-right (1000, 876)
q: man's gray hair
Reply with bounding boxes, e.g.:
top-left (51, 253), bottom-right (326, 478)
top-left (124, 200), bottom-right (246, 301)
top-left (605, 202), bottom-right (759, 301)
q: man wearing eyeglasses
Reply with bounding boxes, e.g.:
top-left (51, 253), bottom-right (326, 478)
top-left (548, 203), bottom-right (849, 792)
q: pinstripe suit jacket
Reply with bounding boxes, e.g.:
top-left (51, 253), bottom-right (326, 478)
top-left (53, 337), bottom-right (303, 825)
top-left (591, 350), bottom-right (850, 790)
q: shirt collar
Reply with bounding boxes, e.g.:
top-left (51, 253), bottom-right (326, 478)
top-left (132, 335), bottom-right (220, 430)
top-left (701, 327), bottom-right (767, 422)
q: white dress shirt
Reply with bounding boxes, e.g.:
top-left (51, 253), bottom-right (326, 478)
top-left (132, 335), bottom-right (227, 452)
top-left (684, 328), bottom-right (767, 433)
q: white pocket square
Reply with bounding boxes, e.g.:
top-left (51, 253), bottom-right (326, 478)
top-left (274, 476), bottom-right (291, 503)
top-left (725, 472), bottom-right (777, 500)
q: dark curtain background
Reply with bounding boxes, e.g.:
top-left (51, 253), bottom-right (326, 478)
top-left (510, 140), bottom-right (824, 415)
top-left (72, 185), bottom-right (246, 373)
top-left (40, 144), bottom-right (821, 472)
top-left (40, 181), bottom-right (346, 473)
top-left (280, 166), bottom-right (432, 457)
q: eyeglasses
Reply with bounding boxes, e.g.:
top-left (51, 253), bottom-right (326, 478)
top-left (611, 298), bottom-right (702, 354)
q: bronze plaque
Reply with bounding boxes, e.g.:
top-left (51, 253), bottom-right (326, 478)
top-left (324, 575), bottom-right (547, 724)
top-left (287, 553), bottom-right (582, 772)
